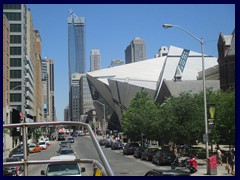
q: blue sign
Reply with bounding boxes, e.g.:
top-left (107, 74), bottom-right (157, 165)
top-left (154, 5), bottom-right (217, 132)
top-left (178, 49), bottom-right (190, 72)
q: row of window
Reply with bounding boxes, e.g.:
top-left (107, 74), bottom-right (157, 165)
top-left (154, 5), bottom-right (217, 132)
top-left (10, 35), bottom-right (21, 44)
top-left (3, 4), bottom-right (22, 10)
top-left (10, 47), bottom-right (21, 55)
top-left (4, 12), bottom-right (21, 21)
top-left (10, 24), bottom-right (21, 32)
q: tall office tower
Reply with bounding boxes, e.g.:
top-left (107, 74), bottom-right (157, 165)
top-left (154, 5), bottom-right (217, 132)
top-left (79, 74), bottom-right (94, 115)
top-left (90, 49), bottom-right (101, 71)
top-left (125, 37), bottom-right (146, 64)
top-left (68, 12), bottom-right (86, 88)
top-left (3, 4), bottom-right (35, 123)
top-left (110, 59), bottom-right (124, 67)
top-left (64, 106), bottom-right (69, 121)
top-left (69, 73), bottom-right (82, 121)
top-left (41, 58), bottom-right (55, 122)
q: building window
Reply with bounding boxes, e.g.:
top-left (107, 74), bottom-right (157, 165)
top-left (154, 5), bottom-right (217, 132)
top-left (3, 4), bottom-right (21, 9)
top-left (10, 24), bottom-right (21, 32)
top-left (4, 12), bottom-right (21, 21)
top-left (10, 58), bottom-right (22, 67)
top-left (10, 93), bottom-right (22, 102)
top-left (10, 70), bottom-right (21, 78)
top-left (10, 35), bottom-right (21, 44)
top-left (10, 47), bottom-right (21, 55)
top-left (10, 82), bottom-right (22, 90)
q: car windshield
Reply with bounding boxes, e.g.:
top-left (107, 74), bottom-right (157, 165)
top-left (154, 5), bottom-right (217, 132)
top-left (47, 163), bottom-right (80, 176)
top-left (39, 142), bottom-right (46, 145)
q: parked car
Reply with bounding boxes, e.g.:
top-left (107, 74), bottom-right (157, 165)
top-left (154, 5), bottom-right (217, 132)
top-left (145, 169), bottom-right (190, 176)
top-left (28, 143), bottom-right (42, 153)
top-left (98, 139), bottom-right (107, 146)
top-left (134, 146), bottom-right (147, 158)
top-left (57, 147), bottom-right (75, 156)
top-left (3, 157), bottom-right (23, 176)
top-left (104, 140), bottom-right (112, 148)
top-left (39, 141), bottom-right (48, 150)
top-left (123, 142), bottom-right (140, 155)
top-left (68, 137), bottom-right (74, 143)
top-left (9, 144), bottom-right (29, 157)
top-left (141, 147), bottom-right (160, 161)
top-left (12, 154), bottom-right (24, 161)
top-left (41, 155), bottom-right (85, 176)
top-left (111, 141), bottom-right (123, 150)
top-left (152, 150), bottom-right (176, 165)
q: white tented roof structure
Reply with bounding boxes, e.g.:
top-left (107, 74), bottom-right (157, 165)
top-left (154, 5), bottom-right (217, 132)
top-left (86, 46), bottom-right (219, 130)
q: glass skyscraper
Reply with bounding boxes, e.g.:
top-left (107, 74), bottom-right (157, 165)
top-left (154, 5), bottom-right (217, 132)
top-left (68, 15), bottom-right (86, 87)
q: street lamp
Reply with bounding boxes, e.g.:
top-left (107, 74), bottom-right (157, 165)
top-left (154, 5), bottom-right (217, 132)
top-left (93, 100), bottom-right (106, 138)
top-left (163, 23), bottom-right (209, 164)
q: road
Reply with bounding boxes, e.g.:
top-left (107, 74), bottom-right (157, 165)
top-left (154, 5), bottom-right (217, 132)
top-left (27, 135), bottom-right (170, 176)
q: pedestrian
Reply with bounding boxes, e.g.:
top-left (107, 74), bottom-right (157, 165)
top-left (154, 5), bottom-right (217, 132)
top-left (217, 148), bottom-right (223, 166)
top-left (226, 148), bottom-right (235, 174)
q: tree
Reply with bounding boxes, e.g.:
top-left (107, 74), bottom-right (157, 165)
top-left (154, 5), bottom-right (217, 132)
top-left (122, 90), bottom-right (158, 142)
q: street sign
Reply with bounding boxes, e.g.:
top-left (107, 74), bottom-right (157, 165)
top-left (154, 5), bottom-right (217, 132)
top-left (203, 134), bottom-right (208, 143)
top-left (207, 104), bottom-right (216, 125)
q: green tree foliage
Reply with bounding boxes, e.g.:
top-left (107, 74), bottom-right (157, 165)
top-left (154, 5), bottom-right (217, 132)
top-left (122, 89), bottom-right (235, 146)
top-left (122, 90), bottom-right (158, 141)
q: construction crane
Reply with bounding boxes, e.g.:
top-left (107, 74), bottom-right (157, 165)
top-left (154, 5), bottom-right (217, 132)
top-left (68, 9), bottom-right (78, 18)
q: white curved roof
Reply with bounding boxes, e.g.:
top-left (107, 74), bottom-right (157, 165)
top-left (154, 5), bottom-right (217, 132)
top-left (87, 46), bottom-right (218, 91)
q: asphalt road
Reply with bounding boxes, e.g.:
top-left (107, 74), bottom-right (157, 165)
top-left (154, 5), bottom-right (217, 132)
top-left (27, 135), bottom-right (170, 176)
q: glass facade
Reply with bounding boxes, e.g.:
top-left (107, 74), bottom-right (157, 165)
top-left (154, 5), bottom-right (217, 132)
top-left (68, 16), bottom-right (86, 87)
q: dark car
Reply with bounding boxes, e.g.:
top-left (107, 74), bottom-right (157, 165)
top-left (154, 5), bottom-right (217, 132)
top-left (141, 147), bottom-right (160, 161)
top-left (145, 169), bottom-right (190, 176)
top-left (3, 157), bottom-right (23, 176)
top-left (152, 150), bottom-right (176, 165)
top-left (59, 140), bottom-right (72, 148)
top-left (68, 137), bottom-right (74, 143)
top-left (134, 146), bottom-right (147, 158)
top-left (57, 147), bottom-right (75, 156)
top-left (98, 139), bottom-right (106, 146)
top-left (9, 144), bottom-right (29, 157)
top-left (123, 142), bottom-right (140, 155)
top-left (104, 140), bottom-right (112, 148)
top-left (111, 141), bottom-right (123, 150)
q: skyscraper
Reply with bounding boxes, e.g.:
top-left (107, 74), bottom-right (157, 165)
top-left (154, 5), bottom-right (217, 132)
top-left (90, 49), bottom-right (101, 71)
top-left (125, 37), bottom-right (146, 64)
top-left (68, 12), bottom-right (86, 87)
top-left (42, 58), bottom-right (55, 122)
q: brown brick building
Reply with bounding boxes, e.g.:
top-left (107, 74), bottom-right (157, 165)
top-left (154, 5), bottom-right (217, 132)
top-left (217, 30), bottom-right (235, 91)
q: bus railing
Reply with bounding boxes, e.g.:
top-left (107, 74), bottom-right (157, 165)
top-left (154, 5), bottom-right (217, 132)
top-left (3, 121), bottom-right (114, 176)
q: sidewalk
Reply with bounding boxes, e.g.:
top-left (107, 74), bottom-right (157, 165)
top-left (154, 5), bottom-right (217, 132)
top-left (191, 160), bottom-right (234, 176)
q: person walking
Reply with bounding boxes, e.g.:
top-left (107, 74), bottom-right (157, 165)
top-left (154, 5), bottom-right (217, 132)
top-left (217, 148), bottom-right (223, 166)
top-left (226, 149), bottom-right (235, 174)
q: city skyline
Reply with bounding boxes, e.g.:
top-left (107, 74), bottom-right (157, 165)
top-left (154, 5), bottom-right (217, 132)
top-left (26, 4), bottom-right (235, 121)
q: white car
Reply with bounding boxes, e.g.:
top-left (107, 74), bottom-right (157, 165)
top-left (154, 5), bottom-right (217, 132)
top-left (38, 141), bottom-right (48, 150)
top-left (41, 155), bottom-right (85, 176)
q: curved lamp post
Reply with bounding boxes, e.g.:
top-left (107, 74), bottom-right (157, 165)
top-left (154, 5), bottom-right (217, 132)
top-left (163, 24), bottom-right (209, 168)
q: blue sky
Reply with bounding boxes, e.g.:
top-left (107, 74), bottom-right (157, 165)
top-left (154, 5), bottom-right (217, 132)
top-left (26, 4), bottom-right (235, 121)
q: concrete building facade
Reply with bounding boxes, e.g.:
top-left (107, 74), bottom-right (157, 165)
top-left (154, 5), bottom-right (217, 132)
top-left (90, 49), bottom-right (101, 71)
top-left (125, 37), bottom-right (146, 64)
